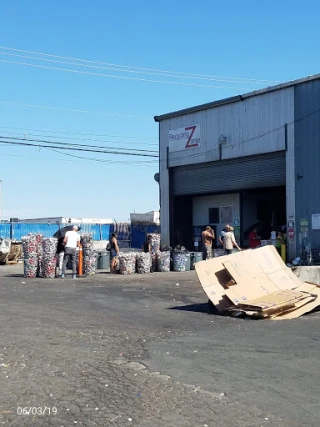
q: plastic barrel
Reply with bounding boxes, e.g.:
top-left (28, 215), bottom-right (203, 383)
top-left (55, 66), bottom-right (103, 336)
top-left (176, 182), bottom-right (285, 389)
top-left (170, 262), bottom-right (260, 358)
top-left (191, 252), bottom-right (203, 269)
top-left (185, 253), bottom-right (191, 271)
top-left (99, 252), bottom-right (110, 270)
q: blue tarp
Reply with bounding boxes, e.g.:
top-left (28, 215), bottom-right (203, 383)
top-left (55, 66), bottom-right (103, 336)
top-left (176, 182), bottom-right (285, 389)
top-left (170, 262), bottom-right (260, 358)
top-left (0, 223), bottom-right (111, 241)
top-left (131, 224), bottom-right (160, 249)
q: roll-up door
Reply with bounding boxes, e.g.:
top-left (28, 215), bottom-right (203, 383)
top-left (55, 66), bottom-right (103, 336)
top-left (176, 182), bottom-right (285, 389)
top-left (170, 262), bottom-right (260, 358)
top-left (172, 151), bottom-right (286, 196)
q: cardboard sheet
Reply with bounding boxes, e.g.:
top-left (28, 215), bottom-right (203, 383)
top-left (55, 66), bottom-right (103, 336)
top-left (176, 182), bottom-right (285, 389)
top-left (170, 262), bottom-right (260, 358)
top-left (195, 246), bottom-right (320, 318)
top-left (251, 245), bottom-right (285, 275)
top-left (195, 256), bottom-right (234, 311)
top-left (225, 272), bottom-right (279, 304)
top-left (273, 290), bottom-right (320, 320)
top-left (235, 290), bottom-right (306, 311)
top-left (222, 250), bottom-right (262, 283)
top-left (268, 269), bottom-right (301, 291)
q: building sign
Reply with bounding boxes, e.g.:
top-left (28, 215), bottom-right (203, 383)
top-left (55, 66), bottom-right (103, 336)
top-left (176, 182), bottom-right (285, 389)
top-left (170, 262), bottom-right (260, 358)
top-left (168, 124), bottom-right (200, 152)
top-left (312, 214), bottom-right (320, 230)
top-left (288, 228), bottom-right (295, 240)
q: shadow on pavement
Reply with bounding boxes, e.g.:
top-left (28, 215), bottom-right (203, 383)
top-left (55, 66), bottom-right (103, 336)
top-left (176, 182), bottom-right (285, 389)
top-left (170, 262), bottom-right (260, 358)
top-left (168, 301), bottom-right (222, 315)
top-left (3, 274), bottom-right (24, 278)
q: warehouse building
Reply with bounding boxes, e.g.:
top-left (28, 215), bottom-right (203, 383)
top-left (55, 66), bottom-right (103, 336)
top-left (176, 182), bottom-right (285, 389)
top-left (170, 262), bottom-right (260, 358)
top-left (155, 74), bottom-right (320, 260)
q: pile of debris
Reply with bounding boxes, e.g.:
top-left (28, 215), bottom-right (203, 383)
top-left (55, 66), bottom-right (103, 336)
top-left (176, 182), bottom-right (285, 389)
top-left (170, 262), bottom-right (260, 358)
top-left (0, 238), bottom-right (22, 265)
top-left (195, 246), bottom-right (320, 320)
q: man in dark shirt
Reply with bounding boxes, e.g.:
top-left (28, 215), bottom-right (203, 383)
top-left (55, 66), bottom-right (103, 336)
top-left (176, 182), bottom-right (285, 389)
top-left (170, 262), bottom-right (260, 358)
top-left (56, 237), bottom-right (65, 277)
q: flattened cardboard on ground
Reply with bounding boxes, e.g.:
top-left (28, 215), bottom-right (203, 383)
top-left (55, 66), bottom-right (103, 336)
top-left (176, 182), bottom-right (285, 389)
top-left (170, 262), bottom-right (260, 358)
top-left (195, 246), bottom-right (320, 318)
top-left (195, 255), bottom-right (234, 312)
top-left (271, 296), bottom-right (316, 319)
top-left (222, 250), bottom-right (262, 284)
top-left (250, 245), bottom-right (285, 275)
top-left (224, 271), bottom-right (279, 304)
top-left (272, 289), bottom-right (320, 320)
top-left (235, 289), bottom-right (306, 312)
top-left (296, 282), bottom-right (320, 293)
top-left (268, 268), bottom-right (302, 291)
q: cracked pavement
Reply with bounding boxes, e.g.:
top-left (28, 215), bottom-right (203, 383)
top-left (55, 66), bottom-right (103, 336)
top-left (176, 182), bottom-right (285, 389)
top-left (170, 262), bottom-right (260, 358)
top-left (0, 264), bottom-right (319, 426)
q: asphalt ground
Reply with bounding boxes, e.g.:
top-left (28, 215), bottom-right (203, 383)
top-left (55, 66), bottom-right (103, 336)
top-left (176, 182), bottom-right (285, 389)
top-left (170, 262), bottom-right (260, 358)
top-left (0, 264), bottom-right (319, 427)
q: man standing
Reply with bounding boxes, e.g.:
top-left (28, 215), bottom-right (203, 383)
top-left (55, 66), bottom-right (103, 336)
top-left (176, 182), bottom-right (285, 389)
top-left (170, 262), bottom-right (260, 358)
top-left (218, 227), bottom-right (227, 247)
top-left (202, 226), bottom-right (215, 260)
top-left (224, 225), bottom-right (241, 254)
top-left (56, 237), bottom-right (65, 277)
top-left (61, 225), bottom-right (80, 279)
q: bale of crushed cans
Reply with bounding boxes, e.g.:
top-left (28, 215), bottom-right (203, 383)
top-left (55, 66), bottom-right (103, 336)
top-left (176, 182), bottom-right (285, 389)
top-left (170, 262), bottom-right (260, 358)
top-left (84, 252), bottom-right (98, 276)
top-left (119, 252), bottom-right (137, 274)
top-left (42, 237), bottom-right (58, 278)
top-left (173, 252), bottom-right (187, 272)
top-left (81, 233), bottom-right (97, 275)
top-left (149, 233), bottom-right (160, 272)
top-left (137, 252), bottom-right (152, 274)
top-left (157, 250), bottom-right (171, 272)
top-left (21, 234), bottom-right (43, 278)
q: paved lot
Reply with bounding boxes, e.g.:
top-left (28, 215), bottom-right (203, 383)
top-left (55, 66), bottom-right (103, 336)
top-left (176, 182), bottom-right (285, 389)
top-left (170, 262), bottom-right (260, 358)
top-left (0, 264), bottom-right (319, 427)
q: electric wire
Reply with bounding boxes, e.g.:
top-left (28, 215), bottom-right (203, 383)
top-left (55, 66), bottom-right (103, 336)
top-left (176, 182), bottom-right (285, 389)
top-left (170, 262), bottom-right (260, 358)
top-left (0, 59), bottom-right (253, 90)
top-left (0, 51), bottom-right (276, 87)
top-left (0, 135), bottom-right (158, 154)
top-left (1, 130), bottom-right (158, 149)
top-left (0, 46), bottom-right (279, 84)
top-left (0, 138), bottom-right (158, 158)
top-left (0, 101), bottom-right (150, 119)
top-left (0, 125), bottom-right (158, 143)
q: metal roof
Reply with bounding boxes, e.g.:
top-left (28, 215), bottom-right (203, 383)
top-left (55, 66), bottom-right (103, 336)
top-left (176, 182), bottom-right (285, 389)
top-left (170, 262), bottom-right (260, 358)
top-left (154, 73), bottom-right (320, 122)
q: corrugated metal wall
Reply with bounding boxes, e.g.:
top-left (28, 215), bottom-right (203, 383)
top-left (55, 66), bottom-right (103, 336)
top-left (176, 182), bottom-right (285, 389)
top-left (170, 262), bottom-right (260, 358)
top-left (0, 223), bottom-right (11, 239)
top-left (172, 152), bottom-right (286, 196)
top-left (0, 223), bottom-right (111, 241)
top-left (158, 87), bottom-right (294, 246)
top-left (294, 79), bottom-right (320, 255)
top-left (159, 87), bottom-right (293, 168)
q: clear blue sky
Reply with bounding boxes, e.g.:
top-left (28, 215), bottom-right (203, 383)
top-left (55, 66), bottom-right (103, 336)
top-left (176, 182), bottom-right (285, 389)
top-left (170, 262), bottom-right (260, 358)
top-left (1, 0), bottom-right (319, 221)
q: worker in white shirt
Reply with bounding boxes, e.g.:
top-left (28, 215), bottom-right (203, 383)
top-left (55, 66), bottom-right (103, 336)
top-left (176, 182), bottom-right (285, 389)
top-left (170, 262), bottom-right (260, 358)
top-left (224, 225), bottom-right (241, 255)
top-left (61, 225), bottom-right (80, 278)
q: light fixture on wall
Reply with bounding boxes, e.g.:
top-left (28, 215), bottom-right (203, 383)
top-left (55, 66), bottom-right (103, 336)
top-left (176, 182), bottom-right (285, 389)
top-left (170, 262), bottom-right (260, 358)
top-left (218, 135), bottom-right (227, 161)
top-left (218, 134), bottom-right (227, 144)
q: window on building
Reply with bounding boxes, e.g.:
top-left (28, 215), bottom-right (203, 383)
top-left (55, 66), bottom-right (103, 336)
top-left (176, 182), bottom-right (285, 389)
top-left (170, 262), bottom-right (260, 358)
top-left (220, 206), bottom-right (233, 224)
top-left (208, 208), bottom-right (220, 224)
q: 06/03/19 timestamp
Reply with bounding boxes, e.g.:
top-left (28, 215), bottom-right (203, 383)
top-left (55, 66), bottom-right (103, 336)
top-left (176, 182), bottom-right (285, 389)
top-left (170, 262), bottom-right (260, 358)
top-left (17, 407), bottom-right (57, 416)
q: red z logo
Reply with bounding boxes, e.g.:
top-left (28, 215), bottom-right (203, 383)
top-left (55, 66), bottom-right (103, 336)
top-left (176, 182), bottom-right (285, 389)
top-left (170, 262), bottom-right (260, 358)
top-left (185, 125), bottom-right (198, 148)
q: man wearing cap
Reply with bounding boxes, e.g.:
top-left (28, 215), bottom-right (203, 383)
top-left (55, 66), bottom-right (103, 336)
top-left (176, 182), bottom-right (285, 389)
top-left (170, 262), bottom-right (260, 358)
top-left (61, 225), bottom-right (80, 278)
top-left (224, 224), bottom-right (241, 254)
top-left (202, 226), bottom-right (215, 260)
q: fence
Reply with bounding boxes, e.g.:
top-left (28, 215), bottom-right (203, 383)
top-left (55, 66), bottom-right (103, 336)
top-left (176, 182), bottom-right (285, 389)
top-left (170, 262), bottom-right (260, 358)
top-left (0, 222), bottom-right (160, 247)
top-left (0, 223), bottom-right (111, 241)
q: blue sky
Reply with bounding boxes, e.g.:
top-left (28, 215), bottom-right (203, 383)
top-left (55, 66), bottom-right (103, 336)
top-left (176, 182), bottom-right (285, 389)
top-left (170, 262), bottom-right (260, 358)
top-left (0, 0), bottom-right (319, 221)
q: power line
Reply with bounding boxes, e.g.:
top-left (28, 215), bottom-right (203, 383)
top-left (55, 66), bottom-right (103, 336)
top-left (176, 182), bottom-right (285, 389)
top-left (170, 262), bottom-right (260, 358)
top-left (1, 129), bottom-right (158, 149)
top-left (0, 45), bottom-right (279, 84)
top-left (0, 125), bottom-right (158, 142)
top-left (1, 151), bottom-right (157, 167)
top-left (0, 138), bottom-right (158, 158)
top-left (0, 101), bottom-right (150, 119)
top-left (0, 135), bottom-right (158, 154)
top-left (0, 59), bottom-right (253, 90)
top-left (0, 51), bottom-right (272, 87)
top-left (47, 148), bottom-right (157, 165)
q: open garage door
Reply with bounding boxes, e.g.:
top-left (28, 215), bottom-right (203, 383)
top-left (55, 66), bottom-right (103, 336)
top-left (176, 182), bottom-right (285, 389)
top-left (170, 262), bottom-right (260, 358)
top-left (171, 151), bottom-right (286, 196)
